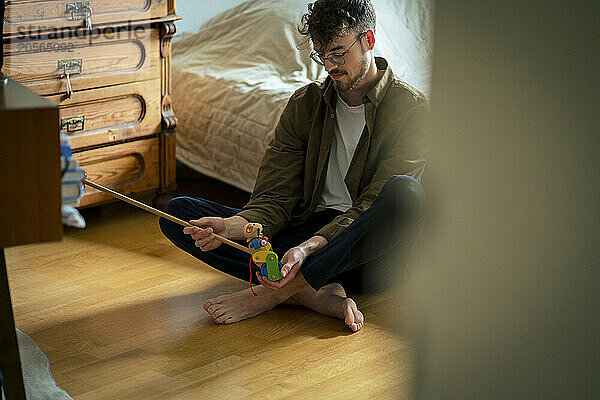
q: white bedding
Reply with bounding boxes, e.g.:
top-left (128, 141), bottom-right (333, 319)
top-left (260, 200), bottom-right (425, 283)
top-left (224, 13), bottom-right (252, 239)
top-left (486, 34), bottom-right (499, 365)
top-left (172, 0), bottom-right (432, 192)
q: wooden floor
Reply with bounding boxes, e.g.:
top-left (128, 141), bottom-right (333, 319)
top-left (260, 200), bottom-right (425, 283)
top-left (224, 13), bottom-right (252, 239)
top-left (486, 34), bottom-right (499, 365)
top-left (5, 179), bottom-right (413, 399)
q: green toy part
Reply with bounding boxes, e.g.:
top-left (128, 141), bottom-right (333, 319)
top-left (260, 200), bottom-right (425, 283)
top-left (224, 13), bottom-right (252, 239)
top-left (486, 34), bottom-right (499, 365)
top-left (266, 253), bottom-right (283, 281)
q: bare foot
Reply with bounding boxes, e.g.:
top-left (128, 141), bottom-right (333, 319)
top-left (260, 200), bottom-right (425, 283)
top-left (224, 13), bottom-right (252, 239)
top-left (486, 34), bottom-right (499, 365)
top-left (343, 297), bottom-right (364, 332)
top-left (203, 284), bottom-right (287, 324)
top-left (293, 283), bottom-right (364, 332)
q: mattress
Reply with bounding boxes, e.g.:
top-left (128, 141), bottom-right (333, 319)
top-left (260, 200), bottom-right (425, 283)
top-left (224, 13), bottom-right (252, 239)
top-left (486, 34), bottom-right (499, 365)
top-left (171, 0), bottom-right (432, 192)
top-left (171, 0), bottom-right (323, 191)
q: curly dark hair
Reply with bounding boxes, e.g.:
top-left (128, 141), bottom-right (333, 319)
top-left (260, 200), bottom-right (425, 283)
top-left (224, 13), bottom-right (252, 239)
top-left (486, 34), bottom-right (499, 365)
top-left (298, 0), bottom-right (376, 51)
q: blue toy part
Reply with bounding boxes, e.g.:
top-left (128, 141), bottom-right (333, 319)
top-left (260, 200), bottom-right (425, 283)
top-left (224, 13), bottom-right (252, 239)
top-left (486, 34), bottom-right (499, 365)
top-left (248, 237), bottom-right (262, 251)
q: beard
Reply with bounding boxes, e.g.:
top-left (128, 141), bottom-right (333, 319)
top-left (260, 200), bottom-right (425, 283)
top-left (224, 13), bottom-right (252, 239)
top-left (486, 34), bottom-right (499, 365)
top-left (332, 51), bottom-right (370, 93)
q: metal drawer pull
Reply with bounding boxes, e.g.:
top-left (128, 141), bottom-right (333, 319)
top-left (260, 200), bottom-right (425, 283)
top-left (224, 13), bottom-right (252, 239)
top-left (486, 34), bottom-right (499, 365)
top-left (58, 59), bottom-right (82, 99)
top-left (66, 2), bottom-right (93, 31)
top-left (61, 115), bottom-right (85, 132)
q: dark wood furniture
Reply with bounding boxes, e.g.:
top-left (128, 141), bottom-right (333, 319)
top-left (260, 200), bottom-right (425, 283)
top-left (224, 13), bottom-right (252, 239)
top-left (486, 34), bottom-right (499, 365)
top-left (0, 76), bottom-right (61, 400)
top-left (1, 0), bottom-right (179, 207)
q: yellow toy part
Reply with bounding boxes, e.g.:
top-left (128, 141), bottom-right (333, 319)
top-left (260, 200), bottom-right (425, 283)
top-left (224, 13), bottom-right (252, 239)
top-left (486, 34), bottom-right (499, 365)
top-left (252, 250), bottom-right (269, 264)
top-left (244, 223), bottom-right (263, 240)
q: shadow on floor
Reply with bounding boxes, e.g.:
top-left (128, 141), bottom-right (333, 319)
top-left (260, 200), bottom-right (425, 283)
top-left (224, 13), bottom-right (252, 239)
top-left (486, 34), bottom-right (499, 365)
top-left (170, 162), bottom-right (251, 209)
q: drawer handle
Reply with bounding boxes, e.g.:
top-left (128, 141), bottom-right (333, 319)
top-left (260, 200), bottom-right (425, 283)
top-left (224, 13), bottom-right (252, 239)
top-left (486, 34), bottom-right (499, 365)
top-left (58, 59), bottom-right (82, 99)
top-left (61, 115), bottom-right (85, 133)
top-left (66, 2), bottom-right (93, 31)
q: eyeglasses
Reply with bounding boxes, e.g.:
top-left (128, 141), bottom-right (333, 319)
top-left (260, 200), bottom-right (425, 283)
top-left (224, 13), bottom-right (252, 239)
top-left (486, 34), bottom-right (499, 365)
top-left (310, 32), bottom-right (366, 66)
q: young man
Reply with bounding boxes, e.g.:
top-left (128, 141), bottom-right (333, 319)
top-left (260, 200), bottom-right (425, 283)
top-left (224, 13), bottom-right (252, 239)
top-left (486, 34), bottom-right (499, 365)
top-left (160, 0), bottom-right (427, 332)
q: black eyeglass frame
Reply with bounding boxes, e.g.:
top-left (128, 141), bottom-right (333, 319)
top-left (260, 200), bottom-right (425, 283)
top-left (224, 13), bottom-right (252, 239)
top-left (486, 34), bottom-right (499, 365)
top-left (310, 32), bottom-right (367, 66)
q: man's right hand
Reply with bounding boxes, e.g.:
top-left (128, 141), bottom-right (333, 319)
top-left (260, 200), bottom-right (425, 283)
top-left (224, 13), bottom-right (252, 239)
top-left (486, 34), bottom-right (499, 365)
top-left (183, 215), bottom-right (249, 251)
top-left (183, 217), bottom-right (227, 251)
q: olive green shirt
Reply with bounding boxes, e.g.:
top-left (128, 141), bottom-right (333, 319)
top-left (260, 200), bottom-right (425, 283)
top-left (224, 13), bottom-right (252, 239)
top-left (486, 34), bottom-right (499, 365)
top-left (237, 57), bottom-right (427, 241)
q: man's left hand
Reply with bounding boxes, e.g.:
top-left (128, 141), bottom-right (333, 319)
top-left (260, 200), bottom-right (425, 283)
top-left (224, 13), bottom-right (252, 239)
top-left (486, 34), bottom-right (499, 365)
top-left (256, 246), bottom-right (307, 289)
top-left (256, 234), bottom-right (327, 290)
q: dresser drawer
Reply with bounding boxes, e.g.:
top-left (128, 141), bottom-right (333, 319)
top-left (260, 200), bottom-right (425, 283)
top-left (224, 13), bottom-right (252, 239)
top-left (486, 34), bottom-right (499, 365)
top-left (45, 79), bottom-right (161, 150)
top-left (3, 0), bottom-right (169, 34)
top-left (2, 26), bottom-right (159, 95)
top-left (76, 137), bottom-right (160, 207)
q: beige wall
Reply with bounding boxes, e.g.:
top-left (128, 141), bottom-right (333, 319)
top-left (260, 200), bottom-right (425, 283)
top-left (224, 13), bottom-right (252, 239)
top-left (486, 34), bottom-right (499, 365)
top-left (408, 0), bottom-right (600, 399)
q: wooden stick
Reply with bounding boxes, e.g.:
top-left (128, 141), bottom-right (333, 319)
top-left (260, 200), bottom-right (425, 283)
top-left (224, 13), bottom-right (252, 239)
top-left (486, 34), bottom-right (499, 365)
top-left (83, 179), bottom-right (252, 255)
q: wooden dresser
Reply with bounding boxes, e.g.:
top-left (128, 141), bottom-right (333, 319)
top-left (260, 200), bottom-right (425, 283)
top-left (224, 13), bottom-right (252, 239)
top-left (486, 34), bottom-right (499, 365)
top-left (1, 0), bottom-right (179, 207)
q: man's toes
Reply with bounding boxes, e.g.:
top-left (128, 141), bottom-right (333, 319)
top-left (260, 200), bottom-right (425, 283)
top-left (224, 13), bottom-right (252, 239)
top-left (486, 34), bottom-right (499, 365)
top-left (204, 300), bottom-right (221, 309)
top-left (349, 320), bottom-right (364, 332)
top-left (208, 304), bottom-right (221, 314)
top-left (343, 298), bottom-right (364, 332)
top-left (204, 301), bottom-right (216, 313)
top-left (213, 311), bottom-right (228, 323)
top-left (215, 313), bottom-right (235, 324)
top-left (352, 306), bottom-right (364, 325)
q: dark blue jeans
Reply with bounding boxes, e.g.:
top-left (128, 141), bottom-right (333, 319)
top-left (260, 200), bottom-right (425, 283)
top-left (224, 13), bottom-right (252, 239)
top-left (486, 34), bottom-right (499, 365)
top-left (159, 175), bottom-right (424, 293)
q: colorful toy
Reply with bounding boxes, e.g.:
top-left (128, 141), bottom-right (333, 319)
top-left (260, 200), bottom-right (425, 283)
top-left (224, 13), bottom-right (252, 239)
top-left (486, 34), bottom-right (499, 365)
top-left (244, 223), bottom-right (283, 282)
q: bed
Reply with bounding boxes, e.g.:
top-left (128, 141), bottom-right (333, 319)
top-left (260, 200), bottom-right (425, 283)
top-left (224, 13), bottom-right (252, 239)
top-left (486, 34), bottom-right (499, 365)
top-left (171, 0), bottom-right (432, 192)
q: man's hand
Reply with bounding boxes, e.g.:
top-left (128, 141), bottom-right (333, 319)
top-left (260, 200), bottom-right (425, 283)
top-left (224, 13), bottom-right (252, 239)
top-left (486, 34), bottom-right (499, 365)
top-left (183, 217), bottom-right (227, 252)
top-left (182, 215), bottom-right (249, 251)
top-left (257, 235), bottom-right (328, 289)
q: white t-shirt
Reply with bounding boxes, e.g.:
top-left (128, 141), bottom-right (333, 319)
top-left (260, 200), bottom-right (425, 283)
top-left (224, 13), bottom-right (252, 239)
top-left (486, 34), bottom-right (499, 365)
top-left (316, 94), bottom-right (366, 212)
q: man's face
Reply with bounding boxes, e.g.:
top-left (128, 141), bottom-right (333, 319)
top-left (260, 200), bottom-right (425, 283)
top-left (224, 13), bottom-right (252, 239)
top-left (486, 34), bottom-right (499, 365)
top-left (313, 33), bottom-right (370, 93)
